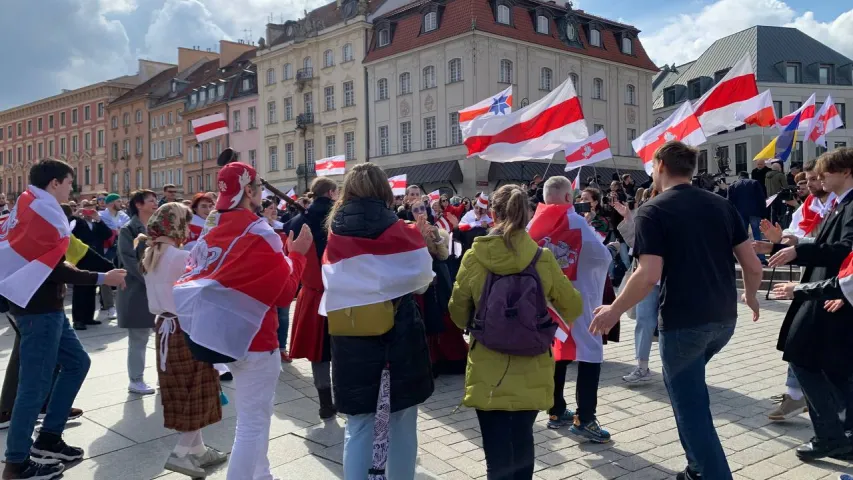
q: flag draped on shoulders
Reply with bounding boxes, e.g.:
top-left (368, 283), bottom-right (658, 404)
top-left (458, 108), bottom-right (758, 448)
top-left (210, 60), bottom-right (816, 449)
top-left (839, 252), bottom-right (853, 305)
top-left (173, 209), bottom-right (294, 359)
top-left (319, 220), bottom-right (434, 315)
top-left (0, 185), bottom-right (72, 307)
top-left (457, 210), bottom-right (493, 232)
top-left (527, 203), bottom-right (611, 363)
top-left (183, 214), bottom-right (206, 251)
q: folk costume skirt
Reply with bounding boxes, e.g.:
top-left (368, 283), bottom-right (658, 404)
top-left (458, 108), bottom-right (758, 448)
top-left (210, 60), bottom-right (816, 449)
top-left (155, 315), bottom-right (222, 432)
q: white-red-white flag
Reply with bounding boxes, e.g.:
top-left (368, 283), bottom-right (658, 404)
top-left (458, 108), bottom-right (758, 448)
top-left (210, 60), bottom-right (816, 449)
top-left (278, 188), bottom-right (297, 210)
top-left (778, 93), bottom-right (816, 132)
top-left (388, 174), bottom-right (407, 196)
top-left (632, 101), bottom-right (707, 174)
top-left (286, 187), bottom-right (298, 200)
top-left (839, 250), bottom-right (853, 305)
top-left (0, 186), bottom-right (72, 307)
top-left (464, 77), bottom-right (588, 162)
top-left (459, 86), bottom-right (513, 134)
top-left (571, 166), bottom-right (582, 190)
top-left (319, 220), bottom-right (434, 315)
top-left (428, 190), bottom-right (441, 203)
top-left (183, 214), bottom-right (207, 251)
top-left (735, 90), bottom-right (777, 128)
top-left (315, 155), bottom-right (346, 176)
top-left (692, 54), bottom-right (759, 135)
top-left (807, 95), bottom-right (844, 147)
top-left (563, 130), bottom-right (612, 171)
top-left (191, 113), bottom-right (229, 142)
top-left (262, 188), bottom-right (273, 200)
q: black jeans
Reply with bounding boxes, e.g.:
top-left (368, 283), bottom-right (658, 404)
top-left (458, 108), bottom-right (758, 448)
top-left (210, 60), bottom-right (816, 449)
top-left (71, 285), bottom-right (98, 325)
top-left (549, 360), bottom-right (601, 423)
top-left (790, 363), bottom-right (853, 445)
top-left (476, 409), bottom-right (538, 480)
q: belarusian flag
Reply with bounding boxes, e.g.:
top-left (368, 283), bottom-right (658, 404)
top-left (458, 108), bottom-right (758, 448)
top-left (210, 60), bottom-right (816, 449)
top-left (839, 251), bottom-right (853, 304)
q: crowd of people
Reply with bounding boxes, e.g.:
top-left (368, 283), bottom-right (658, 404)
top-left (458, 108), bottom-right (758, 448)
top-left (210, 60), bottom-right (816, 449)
top-left (0, 143), bottom-right (852, 480)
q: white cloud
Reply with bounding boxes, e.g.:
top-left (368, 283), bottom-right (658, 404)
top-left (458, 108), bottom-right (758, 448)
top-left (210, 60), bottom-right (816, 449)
top-left (141, 0), bottom-right (229, 62)
top-left (640, 0), bottom-right (853, 66)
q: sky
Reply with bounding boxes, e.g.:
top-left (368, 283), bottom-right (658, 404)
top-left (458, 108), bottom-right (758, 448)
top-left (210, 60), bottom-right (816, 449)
top-left (0, 0), bottom-right (852, 111)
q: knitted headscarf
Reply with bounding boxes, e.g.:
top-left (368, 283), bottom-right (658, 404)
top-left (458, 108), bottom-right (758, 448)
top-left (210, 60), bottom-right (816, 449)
top-left (136, 203), bottom-right (193, 274)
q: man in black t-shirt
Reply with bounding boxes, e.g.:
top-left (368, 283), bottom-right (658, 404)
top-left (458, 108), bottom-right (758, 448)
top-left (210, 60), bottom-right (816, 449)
top-left (590, 141), bottom-right (763, 480)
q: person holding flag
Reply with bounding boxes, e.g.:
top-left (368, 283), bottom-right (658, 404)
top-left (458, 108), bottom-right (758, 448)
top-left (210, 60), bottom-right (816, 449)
top-left (528, 176), bottom-right (613, 442)
top-left (185, 192), bottom-right (215, 251)
top-left (0, 159), bottom-right (127, 480)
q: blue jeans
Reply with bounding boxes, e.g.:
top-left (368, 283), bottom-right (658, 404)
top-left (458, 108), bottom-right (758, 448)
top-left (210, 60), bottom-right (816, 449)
top-left (786, 364), bottom-right (801, 390)
top-left (740, 213), bottom-right (765, 262)
top-left (634, 285), bottom-right (660, 362)
top-left (343, 405), bottom-right (418, 479)
top-left (5, 312), bottom-right (91, 463)
top-left (659, 322), bottom-right (735, 480)
top-left (277, 306), bottom-right (290, 351)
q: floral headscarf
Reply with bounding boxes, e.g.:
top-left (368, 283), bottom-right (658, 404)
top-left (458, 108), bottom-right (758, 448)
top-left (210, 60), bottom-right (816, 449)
top-left (146, 202), bottom-right (193, 246)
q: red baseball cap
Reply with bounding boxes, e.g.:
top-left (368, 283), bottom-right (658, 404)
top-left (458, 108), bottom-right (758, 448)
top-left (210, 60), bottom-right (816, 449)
top-left (216, 162), bottom-right (257, 211)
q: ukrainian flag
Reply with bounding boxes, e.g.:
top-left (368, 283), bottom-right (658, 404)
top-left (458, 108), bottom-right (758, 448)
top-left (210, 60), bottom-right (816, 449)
top-left (754, 112), bottom-right (800, 162)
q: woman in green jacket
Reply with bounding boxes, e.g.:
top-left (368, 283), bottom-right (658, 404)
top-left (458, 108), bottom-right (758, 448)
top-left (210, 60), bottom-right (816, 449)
top-left (449, 184), bottom-right (582, 480)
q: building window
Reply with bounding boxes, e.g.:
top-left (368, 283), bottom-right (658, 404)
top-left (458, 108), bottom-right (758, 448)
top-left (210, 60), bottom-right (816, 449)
top-left (593, 78), bottom-right (604, 99)
top-left (449, 112), bottom-right (462, 145)
top-left (97, 130), bottom-right (105, 148)
top-left (72, 108), bottom-right (78, 124)
top-left (424, 116), bottom-right (436, 149)
top-left (136, 137), bottom-right (143, 155)
top-left (344, 81), bottom-right (355, 107)
top-left (48, 115), bottom-right (54, 129)
top-left (285, 143), bottom-right (294, 169)
top-left (306, 139), bottom-right (314, 167)
top-left (378, 28), bottom-right (390, 47)
top-left (424, 11), bottom-right (437, 32)
top-left (60, 112), bottom-right (66, 127)
top-left (304, 57), bottom-right (312, 70)
top-left (324, 86), bottom-right (335, 110)
top-left (593, 124), bottom-right (604, 132)
top-left (84, 132), bottom-right (91, 150)
top-left (536, 15), bottom-right (549, 34)
top-left (266, 68), bottom-right (275, 85)
top-left (160, 114), bottom-right (165, 127)
top-left (589, 27), bottom-right (601, 47)
top-left (496, 4), bottom-right (510, 24)
top-left (304, 92), bottom-right (313, 114)
top-left (569, 73), bottom-right (580, 95)
top-left (786, 63), bottom-right (800, 84)
top-left (790, 101), bottom-right (802, 114)
top-left (773, 101), bottom-right (783, 119)
top-left (97, 102), bottom-right (104, 118)
top-left (794, 141), bottom-right (803, 163)
top-left (284, 97), bottom-right (293, 121)
top-left (27, 145), bottom-right (32, 161)
top-left (37, 118), bottom-right (43, 132)
top-left (621, 36), bottom-right (633, 54)
top-left (136, 110), bottom-right (142, 123)
top-left (216, 84), bottom-right (224, 98)
top-left (733, 142), bottom-right (748, 174)
top-left (37, 143), bottom-right (43, 159)
top-left (269, 145), bottom-right (279, 171)
top-left (345, 132), bottom-right (355, 160)
top-left (241, 78), bottom-right (251, 91)
top-left (27, 120), bottom-right (32, 135)
top-left (422, 67), bottom-right (436, 89)
top-left (377, 78), bottom-right (389, 100)
top-left (283, 63), bottom-right (292, 80)
top-left (835, 142), bottom-right (847, 149)
top-left (627, 128), bottom-right (637, 142)
top-left (72, 135), bottom-right (78, 153)
top-left (819, 65), bottom-right (831, 85)
top-left (233, 110), bottom-right (241, 131)
top-left (187, 176), bottom-right (192, 193)
top-left (267, 101), bottom-right (277, 124)
top-left (378, 126), bottom-right (389, 155)
top-left (449, 58), bottom-right (463, 83)
top-left (248, 150), bottom-right (256, 169)
top-left (342, 43), bottom-right (353, 62)
top-left (626, 84), bottom-right (636, 105)
top-left (84, 106), bottom-right (91, 121)
top-left (566, 22), bottom-right (577, 41)
top-left (123, 138), bottom-right (130, 156)
top-left (60, 138), bottom-right (66, 155)
top-left (540, 67), bottom-right (552, 91)
top-left (688, 79), bottom-right (702, 100)
top-left (837, 103), bottom-right (846, 127)
top-left (97, 164), bottom-right (104, 184)
top-left (324, 49), bottom-right (334, 67)
top-left (399, 73), bottom-right (411, 95)
top-left (248, 106), bottom-right (256, 128)
top-left (500, 59), bottom-right (513, 84)
top-left (698, 150), bottom-right (708, 172)
top-left (326, 135), bottom-right (336, 157)
top-left (205, 174), bottom-right (211, 191)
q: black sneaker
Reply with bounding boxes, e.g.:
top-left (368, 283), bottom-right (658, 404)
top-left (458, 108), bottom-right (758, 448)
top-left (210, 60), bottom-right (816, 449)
top-left (676, 467), bottom-right (702, 480)
top-left (72, 323), bottom-right (87, 331)
top-left (0, 411), bottom-right (10, 430)
top-left (30, 434), bottom-right (84, 462)
top-left (1, 458), bottom-right (65, 480)
top-left (82, 319), bottom-right (102, 326)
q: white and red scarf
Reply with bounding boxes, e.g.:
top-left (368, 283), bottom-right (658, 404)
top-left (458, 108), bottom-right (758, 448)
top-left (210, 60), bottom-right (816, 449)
top-left (0, 186), bottom-right (72, 307)
top-left (785, 193), bottom-right (836, 238)
top-left (457, 210), bottom-right (493, 232)
top-left (173, 209), bottom-right (293, 359)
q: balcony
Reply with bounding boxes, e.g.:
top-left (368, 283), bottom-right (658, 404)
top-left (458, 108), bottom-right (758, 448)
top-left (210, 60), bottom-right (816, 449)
top-left (296, 68), bottom-right (313, 90)
top-left (296, 113), bottom-right (315, 130)
top-left (296, 164), bottom-right (316, 177)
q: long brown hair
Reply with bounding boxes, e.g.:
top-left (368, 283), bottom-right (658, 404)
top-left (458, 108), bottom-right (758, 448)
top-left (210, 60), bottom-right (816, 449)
top-left (327, 163), bottom-right (394, 230)
top-left (489, 184), bottom-right (529, 251)
top-left (307, 176), bottom-right (337, 199)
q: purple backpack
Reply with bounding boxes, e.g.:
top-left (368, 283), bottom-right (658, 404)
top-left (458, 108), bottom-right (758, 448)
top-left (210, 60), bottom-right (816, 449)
top-left (469, 248), bottom-right (556, 356)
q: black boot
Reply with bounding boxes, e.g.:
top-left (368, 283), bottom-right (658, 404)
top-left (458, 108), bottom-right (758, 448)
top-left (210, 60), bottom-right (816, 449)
top-left (317, 387), bottom-right (337, 420)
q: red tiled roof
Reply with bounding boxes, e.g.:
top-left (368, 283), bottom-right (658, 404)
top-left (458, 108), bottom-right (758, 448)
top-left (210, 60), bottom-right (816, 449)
top-left (364, 0), bottom-right (657, 71)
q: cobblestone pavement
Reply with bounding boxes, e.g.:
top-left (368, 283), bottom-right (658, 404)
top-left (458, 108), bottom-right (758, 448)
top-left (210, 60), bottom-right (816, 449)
top-left (1, 297), bottom-right (852, 479)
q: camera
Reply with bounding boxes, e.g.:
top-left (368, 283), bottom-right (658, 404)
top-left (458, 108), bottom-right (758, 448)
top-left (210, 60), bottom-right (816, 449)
top-left (776, 185), bottom-right (799, 202)
top-left (574, 202), bottom-right (592, 214)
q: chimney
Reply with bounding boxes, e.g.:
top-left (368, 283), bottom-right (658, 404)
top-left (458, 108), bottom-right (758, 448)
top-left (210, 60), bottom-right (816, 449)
top-left (178, 46), bottom-right (220, 72)
top-left (219, 39), bottom-right (256, 69)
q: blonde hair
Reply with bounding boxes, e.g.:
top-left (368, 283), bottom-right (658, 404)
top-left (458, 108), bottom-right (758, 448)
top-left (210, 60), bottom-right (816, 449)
top-left (489, 184), bottom-right (530, 251)
top-left (327, 163), bottom-right (394, 230)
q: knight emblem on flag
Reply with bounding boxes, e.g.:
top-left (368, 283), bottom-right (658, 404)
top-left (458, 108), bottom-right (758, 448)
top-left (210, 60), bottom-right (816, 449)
top-left (0, 203), bottom-right (19, 241)
top-left (183, 240), bottom-right (223, 279)
top-left (663, 131), bottom-right (677, 142)
top-left (582, 145), bottom-right (593, 159)
top-left (539, 235), bottom-right (580, 279)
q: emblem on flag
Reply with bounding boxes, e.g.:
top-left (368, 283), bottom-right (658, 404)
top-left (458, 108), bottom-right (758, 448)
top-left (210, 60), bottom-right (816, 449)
top-left (315, 155), bottom-right (346, 176)
top-left (564, 130), bottom-right (612, 171)
top-left (388, 174), bottom-right (407, 196)
top-left (488, 93), bottom-right (511, 116)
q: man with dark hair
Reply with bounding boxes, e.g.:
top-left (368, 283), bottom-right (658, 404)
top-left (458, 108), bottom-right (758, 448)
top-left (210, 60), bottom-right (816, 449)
top-left (751, 159), bottom-right (771, 199)
top-left (727, 171), bottom-right (767, 263)
top-left (0, 159), bottom-right (127, 480)
top-left (159, 184), bottom-right (177, 206)
top-left (621, 174), bottom-right (636, 197)
top-left (590, 141), bottom-right (763, 480)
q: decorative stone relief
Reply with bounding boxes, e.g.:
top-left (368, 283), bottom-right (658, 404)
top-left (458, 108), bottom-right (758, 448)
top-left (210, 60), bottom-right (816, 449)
top-left (424, 94), bottom-right (434, 112)
top-left (400, 99), bottom-right (411, 118)
top-left (626, 107), bottom-right (637, 125)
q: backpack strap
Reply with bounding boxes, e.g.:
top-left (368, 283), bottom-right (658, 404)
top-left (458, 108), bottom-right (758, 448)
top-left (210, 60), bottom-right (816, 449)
top-left (528, 247), bottom-right (544, 269)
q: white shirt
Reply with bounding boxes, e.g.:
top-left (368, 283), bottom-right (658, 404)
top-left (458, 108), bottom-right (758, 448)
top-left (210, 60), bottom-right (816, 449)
top-left (99, 209), bottom-right (130, 231)
top-left (143, 245), bottom-right (189, 316)
top-left (836, 187), bottom-right (853, 204)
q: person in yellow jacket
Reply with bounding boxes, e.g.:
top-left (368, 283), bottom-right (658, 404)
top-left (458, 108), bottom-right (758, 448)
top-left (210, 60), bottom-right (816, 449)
top-left (449, 184), bottom-right (582, 480)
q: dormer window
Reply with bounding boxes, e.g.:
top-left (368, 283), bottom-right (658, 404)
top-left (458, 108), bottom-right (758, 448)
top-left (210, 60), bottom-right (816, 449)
top-left (378, 28), bottom-right (390, 47)
top-left (424, 11), bottom-right (437, 32)
top-left (191, 93), bottom-right (198, 105)
top-left (171, 81), bottom-right (177, 93)
top-left (566, 22), bottom-right (577, 41)
top-left (217, 84), bottom-right (225, 98)
top-left (496, 4), bottom-right (510, 25)
top-left (242, 78), bottom-right (251, 91)
top-left (589, 26), bottom-right (601, 47)
top-left (199, 90), bottom-right (206, 103)
top-left (536, 15), bottom-right (548, 34)
top-left (621, 36), bottom-right (633, 54)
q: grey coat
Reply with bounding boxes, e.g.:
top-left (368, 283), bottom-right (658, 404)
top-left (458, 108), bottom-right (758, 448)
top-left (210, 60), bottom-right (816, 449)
top-left (116, 216), bottom-right (155, 329)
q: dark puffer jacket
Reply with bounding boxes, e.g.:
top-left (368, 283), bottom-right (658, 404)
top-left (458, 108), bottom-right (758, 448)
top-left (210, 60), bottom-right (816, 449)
top-left (330, 198), bottom-right (435, 415)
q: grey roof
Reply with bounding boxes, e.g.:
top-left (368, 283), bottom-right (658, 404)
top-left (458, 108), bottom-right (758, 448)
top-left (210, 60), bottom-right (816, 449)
top-left (383, 160), bottom-right (464, 186)
top-left (652, 26), bottom-right (853, 109)
top-left (488, 161), bottom-right (649, 186)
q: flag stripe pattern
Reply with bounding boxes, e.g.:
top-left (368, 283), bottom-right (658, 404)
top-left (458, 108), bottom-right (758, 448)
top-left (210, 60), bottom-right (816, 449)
top-left (0, 186), bottom-right (72, 307)
top-left (564, 130), bottom-right (613, 171)
top-left (839, 251), bottom-right (853, 305)
top-left (315, 155), bottom-right (346, 176)
top-left (692, 55), bottom-right (759, 134)
top-left (191, 113), bottom-right (229, 142)
top-left (388, 174), bottom-right (407, 196)
top-left (632, 101), bottom-right (707, 174)
top-left (807, 95), bottom-right (844, 147)
top-left (319, 220), bottom-right (434, 315)
top-left (778, 93), bottom-right (815, 132)
top-left (736, 90), bottom-right (777, 128)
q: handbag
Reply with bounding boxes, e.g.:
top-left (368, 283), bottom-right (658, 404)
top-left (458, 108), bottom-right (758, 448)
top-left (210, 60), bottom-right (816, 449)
top-left (183, 333), bottom-right (237, 364)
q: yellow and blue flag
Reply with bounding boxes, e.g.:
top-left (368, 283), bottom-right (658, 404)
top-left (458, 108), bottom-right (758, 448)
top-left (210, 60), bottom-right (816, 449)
top-left (754, 112), bottom-right (800, 163)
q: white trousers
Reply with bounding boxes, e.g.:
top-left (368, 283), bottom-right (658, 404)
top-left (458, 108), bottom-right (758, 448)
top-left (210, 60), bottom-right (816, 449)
top-left (226, 351), bottom-right (280, 480)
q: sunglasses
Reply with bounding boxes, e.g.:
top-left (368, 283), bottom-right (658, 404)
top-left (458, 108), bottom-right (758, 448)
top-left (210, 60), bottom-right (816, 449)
top-left (412, 206), bottom-right (427, 214)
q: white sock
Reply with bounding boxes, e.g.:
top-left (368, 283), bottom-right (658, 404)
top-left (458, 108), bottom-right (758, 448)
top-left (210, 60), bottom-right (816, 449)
top-left (173, 430), bottom-right (206, 457)
top-left (786, 387), bottom-right (804, 401)
top-left (638, 360), bottom-right (649, 370)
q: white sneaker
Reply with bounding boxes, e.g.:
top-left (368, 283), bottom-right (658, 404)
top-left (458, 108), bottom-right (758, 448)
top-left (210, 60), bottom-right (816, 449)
top-left (107, 307), bottom-right (117, 319)
top-left (622, 366), bottom-right (653, 383)
top-left (164, 453), bottom-right (206, 477)
top-left (192, 446), bottom-right (228, 468)
top-left (128, 381), bottom-right (156, 395)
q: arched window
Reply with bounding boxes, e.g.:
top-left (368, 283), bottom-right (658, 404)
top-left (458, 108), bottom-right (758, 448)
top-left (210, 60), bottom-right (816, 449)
top-left (566, 22), bottom-right (577, 41)
top-left (135, 110), bottom-right (142, 123)
top-left (622, 37), bottom-right (633, 54)
top-left (399, 72), bottom-right (411, 94)
top-left (424, 11), bottom-right (437, 32)
top-left (448, 58), bottom-right (462, 83)
top-left (123, 112), bottom-right (130, 126)
top-left (283, 63), bottom-right (292, 80)
top-left (540, 68), bottom-right (553, 91)
top-left (423, 66), bottom-right (436, 89)
top-left (342, 43), bottom-right (353, 62)
top-left (497, 4), bottom-right (510, 24)
top-left (626, 84), bottom-right (636, 105)
top-left (323, 49), bottom-right (334, 67)
top-left (303, 57), bottom-right (312, 70)
top-left (569, 73), bottom-right (580, 94)
top-left (377, 78), bottom-right (389, 100)
top-left (266, 68), bottom-right (275, 85)
top-left (536, 15), bottom-right (549, 34)
top-left (500, 59), bottom-right (513, 84)
top-left (593, 78), bottom-right (604, 99)
top-left (589, 27), bottom-right (601, 47)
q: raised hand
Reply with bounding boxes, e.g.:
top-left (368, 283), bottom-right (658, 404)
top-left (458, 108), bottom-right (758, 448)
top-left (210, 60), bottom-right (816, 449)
top-left (287, 224), bottom-right (313, 256)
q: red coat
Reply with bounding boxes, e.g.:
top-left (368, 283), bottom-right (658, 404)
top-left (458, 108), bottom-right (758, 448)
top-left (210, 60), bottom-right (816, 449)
top-left (289, 241), bottom-right (327, 362)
